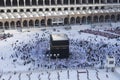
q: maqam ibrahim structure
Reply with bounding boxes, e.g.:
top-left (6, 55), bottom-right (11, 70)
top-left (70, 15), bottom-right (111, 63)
top-left (0, 0), bottom-right (119, 30)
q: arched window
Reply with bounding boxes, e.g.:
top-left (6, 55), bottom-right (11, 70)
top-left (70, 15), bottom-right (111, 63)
top-left (47, 19), bottom-right (52, 26)
top-left (76, 0), bottom-right (80, 4)
top-left (99, 15), bottom-right (104, 22)
top-left (64, 17), bottom-right (69, 25)
top-left (45, 0), bottom-right (49, 5)
top-left (10, 21), bottom-right (15, 29)
top-left (13, 0), bottom-right (17, 6)
top-left (0, 0), bottom-right (4, 6)
top-left (7, 9), bottom-right (11, 12)
top-left (57, 0), bottom-right (62, 5)
top-left (52, 8), bottom-right (55, 11)
top-left (4, 22), bottom-right (9, 30)
top-left (32, 0), bottom-right (37, 5)
top-left (58, 8), bottom-right (61, 11)
top-left (19, 0), bottom-right (24, 6)
top-left (41, 19), bottom-right (45, 26)
top-left (29, 20), bottom-right (34, 27)
top-left (51, 0), bottom-right (55, 5)
top-left (76, 17), bottom-right (80, 24)
top-left (87, 16), bottom-right (92, 24)
top-left (88, 0), bottom-right (93, 4)
top-left (25, 0), bottom-right (30, 6)
top-left (20, 9), bottom-right (24, 12)
top-left (95, 0), bottom-right (99, 4)
top-left (38, 0), bottom-right (43, 5)
top-left (82, 16), bottom-right (86, 24)
top-left (23, 20), bottom-right (28, 27)
top-left (35, 20), bottom-right (39, 27)
top-left (70, 17), bottom-right (75, 24)
top-left (70, 0), bottom-right (74, 4)
top-left (6, 0), bottom-right (11, 6)
top-left (64, 0), bottom-right (68, 5)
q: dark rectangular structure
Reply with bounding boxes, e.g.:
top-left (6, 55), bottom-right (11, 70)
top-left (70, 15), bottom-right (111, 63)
top-left (50, 34), bottom-right (69, 59)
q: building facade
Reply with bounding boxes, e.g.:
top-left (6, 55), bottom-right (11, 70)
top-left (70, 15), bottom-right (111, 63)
top-left (0, 0), bottom-right (120, 30)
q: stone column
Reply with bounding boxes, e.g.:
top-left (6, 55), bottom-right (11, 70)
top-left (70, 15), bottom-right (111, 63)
top-left (68, 0), bottom-right (70, 5)
top-left (55, 0), bottom-right (57, 5)
top-left (11, 0), bottom-right (13, 6)
top-left (4, 0), bottom-right (6, 6)
top-left (24, 0), bottom-right (25, 6)
top-left (36, 0), bottom-right (38, 5)
top-left (117, 0), bottom-right (119, 3)
top-left (99, 0), bottom-right (101, 4)
top-left (17, 0), bottom-right (19, 6)
top-left (86, 0), bottom-right (88, 4)
top-left (30, 0), bottom-right (32, 6)
top-left (93, 0), bottom-right (95, 4)
top-left (61, 0), bottom-right (63, 5)
top-left (49, 0), bottom-right (51, 5)
top-left (80, 0), bottom-right (82, 4)
top-left (75, 0), bottom-right (76, 4)
top-left (43, 0), bottom-right (45, 6)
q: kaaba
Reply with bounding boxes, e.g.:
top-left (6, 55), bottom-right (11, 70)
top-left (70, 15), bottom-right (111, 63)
top-left (50, 34), bottom-right (69, 59)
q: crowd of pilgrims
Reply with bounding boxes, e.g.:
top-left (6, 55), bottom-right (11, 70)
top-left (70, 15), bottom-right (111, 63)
top-left (10, 28), bottom-right (120, 71)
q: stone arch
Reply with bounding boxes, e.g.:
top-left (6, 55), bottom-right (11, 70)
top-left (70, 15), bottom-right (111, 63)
top-left (105, 15), bottom-right (110, 22)
top-left (70, 17), bottom-right (75, 24)
top-left (83, 7), bottom-right (86, 10)
top-left (64, 17), bottom-right (69, 25)
top-left (20, 9), bottom-right (24, 12)
top-left (64, 8), bottom-right (68, 11)
top-left (82, 16), bottom-right (86, 24)
top-left (16, 21), bottom-right (21, 27)
top-left (70, 7), bottom-right (74, 11)
top-left (13, 9), bottom-right (17, 12)
top-left (23, 20), bottom-right (28, 27)
top-left (58, 8), bottom-right (62, 11)
top-left (10, 21), bottom-right (15, 29)
top-left (52, 8), bottom-right (55, 11)
top-left (87, 16), bottom-right (92, 24)
top-left (4, 21), bottom-right (9, 30)
top-left (76, 7), bottom-right (80, 10)
top-left (41, 19), bottom-right (45, 26)
top-left (0, 22), bottom-right (3, 29)
top-left (35, 19), bottom-right (40, 27)
top-left (45, 8), bottom-right (49, 11)
top-left (111, 15), bottom-right (116, 22)
top-left (76, 17), bottom-right (80, 24)
top-left (93, 16), bottom-right (99, 23)
top-left (29, 20), bottom-right (34, 27)
top-left (47, 19), bottom-right (52, 26)
top-left (99, 15), bottom-right (104, 22)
